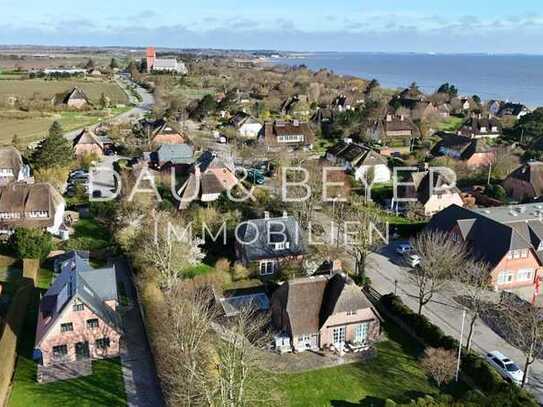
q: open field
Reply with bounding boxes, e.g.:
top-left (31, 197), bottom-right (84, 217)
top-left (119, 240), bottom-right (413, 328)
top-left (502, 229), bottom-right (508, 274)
top-left (0, 107), bottom-right (130, 147)
top-left (0, 79), bottom-right (128, 105)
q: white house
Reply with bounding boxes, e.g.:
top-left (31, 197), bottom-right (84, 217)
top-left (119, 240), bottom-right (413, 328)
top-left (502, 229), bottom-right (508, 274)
top-left (325, 141), bottom-right (391, 183)
top-left (230, 113), bottom-right (263, 140)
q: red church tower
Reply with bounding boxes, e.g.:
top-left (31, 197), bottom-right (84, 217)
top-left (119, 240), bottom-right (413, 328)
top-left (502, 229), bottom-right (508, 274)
top-left (146, 47), bottom-right (156, 72)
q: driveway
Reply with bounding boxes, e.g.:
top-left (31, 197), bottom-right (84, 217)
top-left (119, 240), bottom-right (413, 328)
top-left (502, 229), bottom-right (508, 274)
top-left (89, 155), bottom-right (126, 199)
top-left (112, 258), bottom-right (164, 407)
top-left (366, 241), bottom-right (543, 403)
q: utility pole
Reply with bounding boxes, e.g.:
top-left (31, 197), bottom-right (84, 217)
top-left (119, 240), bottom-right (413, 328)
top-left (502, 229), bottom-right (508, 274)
top-left (487, 162), bottom-right (492, 186)
top-left (455, 308), bottom-right (466, 382)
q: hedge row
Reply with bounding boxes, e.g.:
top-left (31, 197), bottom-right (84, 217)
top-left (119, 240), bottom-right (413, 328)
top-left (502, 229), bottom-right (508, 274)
top-left (379, 294), bottom-right (538, 406)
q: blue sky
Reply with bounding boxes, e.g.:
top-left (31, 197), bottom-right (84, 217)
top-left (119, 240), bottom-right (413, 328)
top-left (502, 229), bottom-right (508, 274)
top-left (1, 0), bottom-right (543, 53)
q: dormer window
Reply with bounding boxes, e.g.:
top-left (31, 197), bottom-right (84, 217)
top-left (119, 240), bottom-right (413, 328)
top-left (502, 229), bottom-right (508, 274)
top-left (480, 127), bottom-right (487, 133)
top-left (28, 211), bottom-right (49, 218)
top-left (274, 242), bottom-right (289, 250)
top-left (346, 310), bottom-right (356, 316)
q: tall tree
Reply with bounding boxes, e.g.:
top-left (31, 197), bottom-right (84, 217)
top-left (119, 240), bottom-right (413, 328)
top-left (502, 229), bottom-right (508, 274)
top-left (84, 58), bottom-right (95, 69)
top-left (409, 230), bottom-right (467, 315)
top-left (109, 57), bottom-right (119, 70)
top-left (32, 121), bottom-right (73, 169)
top-left (498, 296), bottom-right (543, 388)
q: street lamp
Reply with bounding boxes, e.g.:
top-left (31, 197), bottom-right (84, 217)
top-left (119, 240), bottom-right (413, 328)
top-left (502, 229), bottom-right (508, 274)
top-left (455, 308), bottom-right (467, 382)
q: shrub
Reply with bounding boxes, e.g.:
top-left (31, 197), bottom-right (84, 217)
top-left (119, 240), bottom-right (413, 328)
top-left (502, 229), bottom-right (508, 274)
top-left (215, 258), bottom-right (231, 274)
top-left (232, 262), bottom-right (250, 281)
top-left (10, 228), bottom-right (52, 260)
top-left (420, 347), bottom-right (457, 386)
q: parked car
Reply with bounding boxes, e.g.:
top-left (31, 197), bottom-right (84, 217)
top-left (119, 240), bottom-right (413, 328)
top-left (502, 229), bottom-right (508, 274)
top-left (396, 243), bottom-right (413, 255)
top-left (246, 169), bottom-right (265, 185)
top-left (485, 351), bottom-right (525, 386)
top-left (406, 254), bottom-right (421, 267)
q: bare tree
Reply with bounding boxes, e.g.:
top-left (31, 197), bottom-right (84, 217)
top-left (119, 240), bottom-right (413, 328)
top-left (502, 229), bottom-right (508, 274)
top-left (409, 230), bottom-right (467, 315)
top-left (343, 201), bottom-right (386, 283)
top-left (453, 260), bottom-right (493, 351)
top-left (154, 286), bottom-right (219, 406)
top-left (138, 212), bottom-right (205, 291)
top-left (498, 296), bottom-right (543, 388)
top-left (210, 307), bottom-right (272, 407)
top-left (420, 347), bottom-right (457, 386)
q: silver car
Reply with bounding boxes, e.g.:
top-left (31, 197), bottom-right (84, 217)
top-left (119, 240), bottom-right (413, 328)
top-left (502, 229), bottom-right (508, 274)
top-left (485, 351), bottom-right (525, 385)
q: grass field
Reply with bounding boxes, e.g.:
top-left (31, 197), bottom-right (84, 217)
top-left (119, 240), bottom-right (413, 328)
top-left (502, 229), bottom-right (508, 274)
top-left (0, 79), bottom-right (128, 105)
top-left (63, 218), bottom-right (112, 252)
top-left (437, 116), bottom-right (464, 132)
top-left (274, 322), bottom-right (468, 406)
top-left (0, 106), bottom-right (130, 147)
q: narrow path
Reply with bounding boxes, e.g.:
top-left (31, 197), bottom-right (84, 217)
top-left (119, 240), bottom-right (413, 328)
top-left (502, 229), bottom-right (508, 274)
top-left (112, 258), bottom-right (164, 407)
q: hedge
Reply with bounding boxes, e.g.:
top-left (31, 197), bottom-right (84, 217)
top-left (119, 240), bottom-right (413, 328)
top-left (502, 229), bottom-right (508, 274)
top-left (378, 294), bottom-right (538, 406)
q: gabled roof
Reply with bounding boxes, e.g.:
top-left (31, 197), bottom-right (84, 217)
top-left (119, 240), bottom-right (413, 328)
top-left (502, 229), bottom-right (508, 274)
top-left (73, 128), bottom-right (103, 148)
top-left (155, 143), bottom-right (194, 165)
top-left (428, 203), bottom-right (543, 266)
top-left (504, 162), bottom-right (543, 198)
top-left (36, 251), bottom-right (121, 347)
top-left (263, 120), bottom-right (315, 146)
top-left (0, 183), bottom-right (64, 229)
top-left (497, 103), bottom-right (529, 117)
top-left (0, 147), bottom-right (24, 178)
top-left (59, 87), bottom-right (89, 104)
top-left (327, 142), bottom-right (387, 167)
top-left (432, 133), bottom-right (494, 160)
top-left (272, 273), bottom-right (378, 337)
top-left (237, 215), bottom-right (304, 262)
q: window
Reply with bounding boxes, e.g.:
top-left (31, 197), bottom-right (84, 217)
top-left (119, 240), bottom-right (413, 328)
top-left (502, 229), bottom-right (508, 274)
top-left (86, 319), bottom-right (99, 329)
top-left (52, 345), bottom-right (68, 358)
top-left (332, 326), bottom-right (346, 344)
top-left (96, 337), bottom-right (111, 349)
top-left (497, 271), bottom-right (514, 285)
top-left (277, 134), bottom-right (304, 143)
top-left (520, 249), bottom-right (529, 258)
top-left (60, 322), bottom-right (73, 333)
top-left (73, 303), bottom-right (84, 312)
top-left (355, 322), bottom-right (369, 344)
top-left (275, 242), bottom-right (285, 250)
top-left (346, 310), bottom-right (357, 316)
top-left (259, 260), bottom-right (276, 276)
top-left (513, 250), bottom-right (521, 259)
top-left (517, 269), bottom-right (534, 282)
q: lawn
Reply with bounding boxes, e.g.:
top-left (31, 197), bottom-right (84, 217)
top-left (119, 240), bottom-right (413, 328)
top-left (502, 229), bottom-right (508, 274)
top-left (0, 79), bottom-right (128, 105)
top-left (437, 116), bottom-right (464, 132)
top-left (274, 322), bottom-right (468, 406)
top-left (64, 218), bottom-right (112, 251)
top-left (0, 106), bottom-right (131, 147)
top-left (8, 284), bottom-right (126, 407)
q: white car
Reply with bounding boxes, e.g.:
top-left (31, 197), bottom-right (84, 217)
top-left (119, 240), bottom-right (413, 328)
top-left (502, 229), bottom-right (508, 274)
top-left (485, 351), bottom-right (525, 385)
top-left (406, 254), bottom-right (421, 267)
top-left (396, 243), bottom-right (413, 255)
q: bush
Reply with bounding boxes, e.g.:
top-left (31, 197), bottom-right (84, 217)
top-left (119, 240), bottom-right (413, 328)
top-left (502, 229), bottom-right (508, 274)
top-left (232, 262), bottom-right (250, 281)
top-left (215, 258), bottom-right (231, 274)
top-left (10, 228), bottom-right (52, 260)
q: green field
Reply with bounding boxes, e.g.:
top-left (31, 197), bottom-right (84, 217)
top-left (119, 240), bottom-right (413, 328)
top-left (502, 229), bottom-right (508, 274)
top-left (274, 322), bottom-right (468, 406)
top-left (0, 79), bottom-right (128, 105)
top-left (0, 107), bottom-right (130, 147)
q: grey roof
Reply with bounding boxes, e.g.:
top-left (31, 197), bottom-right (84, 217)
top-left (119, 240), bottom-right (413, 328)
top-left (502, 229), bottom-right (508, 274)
top-left (327, 142), bottom-right (387, 167)
top-left (428, 203), bottom-right (543, 266)
top-left (156, 144), bottom-right (194, 165)
top-left (237, 216), bottom-right (304, 262)
top-left (36, 251), bottom-right (121, 346)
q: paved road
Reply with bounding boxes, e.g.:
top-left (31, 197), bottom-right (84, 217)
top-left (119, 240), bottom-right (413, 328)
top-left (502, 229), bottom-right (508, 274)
top-left (64, 75), bottom-right (153, 141)
top-left (112, 258), bottom-right (164, 407)
top-left (366, 241), bottom-right (543, 402)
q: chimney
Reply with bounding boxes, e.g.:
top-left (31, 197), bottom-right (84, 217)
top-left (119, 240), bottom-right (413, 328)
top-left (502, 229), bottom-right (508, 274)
top-left (264, 211), bottom-right (270, 219)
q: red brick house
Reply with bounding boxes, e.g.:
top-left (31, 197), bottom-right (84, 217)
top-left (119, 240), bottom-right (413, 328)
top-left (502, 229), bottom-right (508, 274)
top-left (271, 273), bottom-right (381, 353)
top-left (34, 251), bottom-right (122, 372)
top-left (428, 204), bottom-right (543, 290)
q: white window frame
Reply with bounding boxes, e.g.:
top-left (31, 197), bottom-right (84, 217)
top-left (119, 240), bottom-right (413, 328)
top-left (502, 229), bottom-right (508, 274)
top-left (497, 271), bottom-right (514, 285)
top-left (517, 269), bottom-right (534, 282)
top-left (332, 326), bottom-right (346, 344)
top-left (259, 260), bottom-right (276, 276)
top-left (354, 322), bottom-right (369, 344)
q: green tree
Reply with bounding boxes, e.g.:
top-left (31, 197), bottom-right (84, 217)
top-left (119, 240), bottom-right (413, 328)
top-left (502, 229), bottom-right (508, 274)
top-left (84, 58), bottom-right (95, 69)
top-left (10, 228), bottom-right (53, 260)
top-left (32, 121), bottom-right (73, 169)
top-left (514, 107), bottom-right (543, 145)
top-left (109, 57), bottom-right (119, 70)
